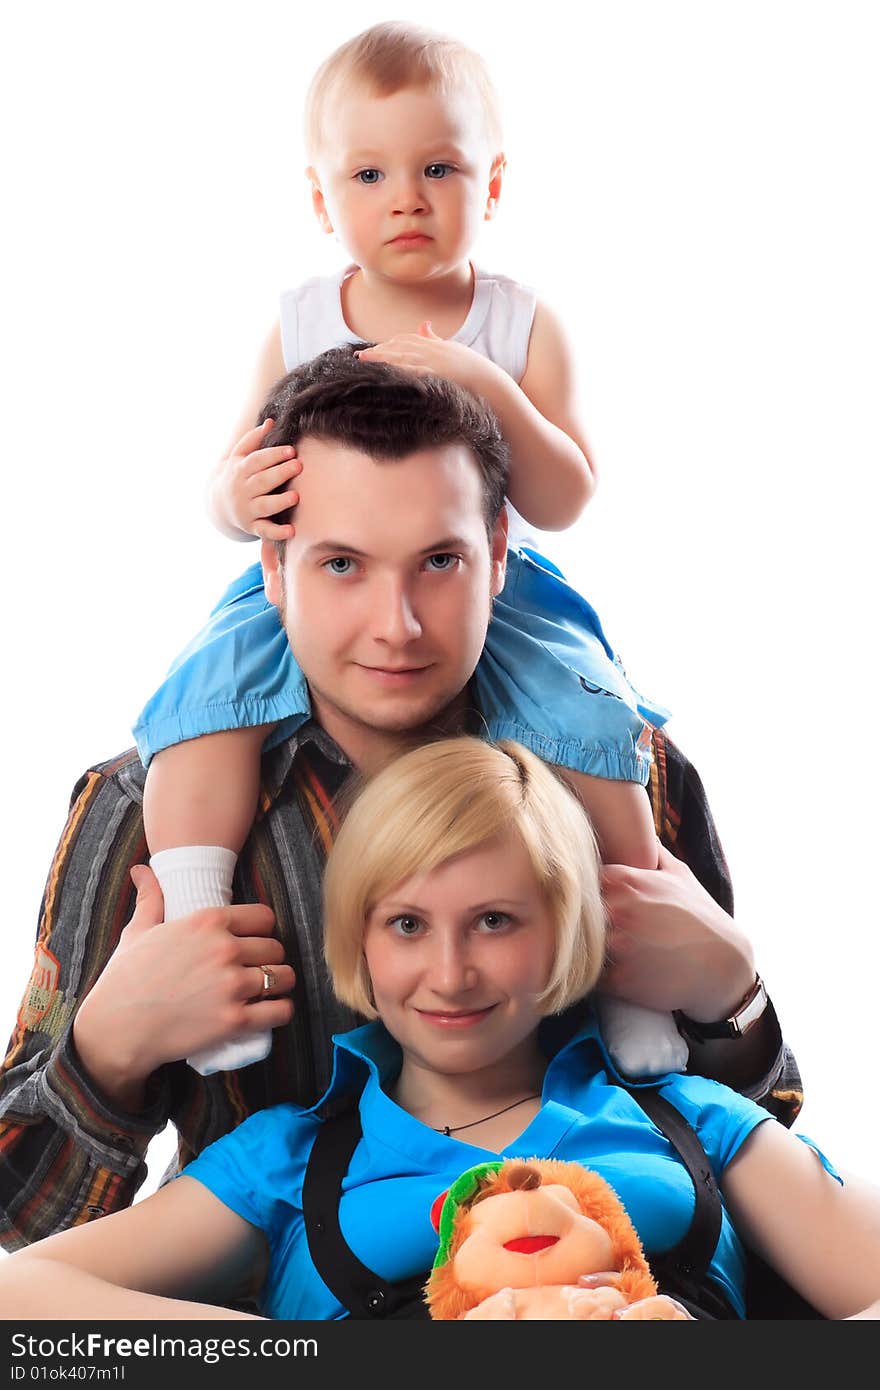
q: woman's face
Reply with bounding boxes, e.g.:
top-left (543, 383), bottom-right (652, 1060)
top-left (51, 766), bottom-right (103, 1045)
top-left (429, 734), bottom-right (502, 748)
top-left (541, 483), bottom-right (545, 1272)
top-left (362, 829), bottom-right (556, 1080)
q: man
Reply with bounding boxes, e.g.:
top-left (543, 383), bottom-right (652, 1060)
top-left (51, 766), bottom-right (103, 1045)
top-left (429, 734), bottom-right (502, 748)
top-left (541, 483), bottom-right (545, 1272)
top-left (0, 350), bottom-right (799, 1251)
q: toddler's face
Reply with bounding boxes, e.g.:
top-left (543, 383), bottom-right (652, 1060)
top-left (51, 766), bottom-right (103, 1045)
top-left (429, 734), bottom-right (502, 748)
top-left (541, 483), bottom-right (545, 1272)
top-left (308, 82), bottom-right (504, 284)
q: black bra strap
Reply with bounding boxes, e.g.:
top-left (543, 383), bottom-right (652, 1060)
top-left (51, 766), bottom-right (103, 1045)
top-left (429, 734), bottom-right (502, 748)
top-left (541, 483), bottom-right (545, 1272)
top-left (622, 1085), bottom-right (735, 1319)
top-left (624, 1086), bottom-right (722, 1273)
top-left (302, 1105), bottom-right (430, 1319)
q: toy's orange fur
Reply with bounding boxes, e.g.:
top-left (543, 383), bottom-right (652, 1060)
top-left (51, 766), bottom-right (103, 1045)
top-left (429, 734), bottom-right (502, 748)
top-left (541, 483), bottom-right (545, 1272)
top-left (428, 1158), bottom-right (658, 1320)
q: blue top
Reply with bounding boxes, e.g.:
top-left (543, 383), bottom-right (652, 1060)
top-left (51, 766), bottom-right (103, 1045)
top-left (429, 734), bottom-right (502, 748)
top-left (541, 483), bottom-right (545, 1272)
top-left (182, 1013), bottom-right (836, 1319)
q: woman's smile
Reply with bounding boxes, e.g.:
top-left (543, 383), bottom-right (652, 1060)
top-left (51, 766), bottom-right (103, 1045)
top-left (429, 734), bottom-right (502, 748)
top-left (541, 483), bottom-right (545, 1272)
top-left (414, 1005), bottom-right (499, 1028)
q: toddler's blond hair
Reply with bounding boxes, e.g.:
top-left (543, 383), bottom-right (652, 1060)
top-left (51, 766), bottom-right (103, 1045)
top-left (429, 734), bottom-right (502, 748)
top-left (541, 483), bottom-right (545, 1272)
top-left (305, 21), bottom-right (503, 161)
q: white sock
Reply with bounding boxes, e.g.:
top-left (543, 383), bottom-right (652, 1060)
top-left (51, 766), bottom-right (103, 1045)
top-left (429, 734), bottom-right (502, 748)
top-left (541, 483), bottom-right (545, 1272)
top-left (149, 845), bottom-right (238, 921)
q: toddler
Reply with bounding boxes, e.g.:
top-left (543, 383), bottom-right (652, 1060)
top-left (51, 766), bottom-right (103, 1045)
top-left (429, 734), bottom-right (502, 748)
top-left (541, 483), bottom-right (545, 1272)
top-left (137, 22), bottom-right (683, 1078)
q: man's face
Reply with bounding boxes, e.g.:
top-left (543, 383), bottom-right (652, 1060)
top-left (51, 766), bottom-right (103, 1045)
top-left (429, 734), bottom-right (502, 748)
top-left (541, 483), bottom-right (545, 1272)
top-left (261, 436), bottom-right (507, 764)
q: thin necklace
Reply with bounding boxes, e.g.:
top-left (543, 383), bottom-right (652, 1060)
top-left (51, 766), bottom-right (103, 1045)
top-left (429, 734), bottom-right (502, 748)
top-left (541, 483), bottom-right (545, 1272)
top-left (434, 1094), bottom-right (541, 1137)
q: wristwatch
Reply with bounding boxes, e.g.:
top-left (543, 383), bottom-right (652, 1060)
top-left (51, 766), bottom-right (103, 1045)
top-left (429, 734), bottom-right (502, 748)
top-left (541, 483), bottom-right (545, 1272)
top-left (677, 975), bottom-right (769, 1043)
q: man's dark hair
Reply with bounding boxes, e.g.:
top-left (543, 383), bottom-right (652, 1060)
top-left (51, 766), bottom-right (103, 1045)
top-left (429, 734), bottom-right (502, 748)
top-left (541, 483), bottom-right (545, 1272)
top-left (258, 345), bottom-right (509, 542)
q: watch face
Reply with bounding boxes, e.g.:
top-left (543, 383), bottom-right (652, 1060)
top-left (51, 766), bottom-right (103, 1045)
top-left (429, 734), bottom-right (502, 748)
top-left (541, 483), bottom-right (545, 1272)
top-left (736, 981), bottom-right (768, 1035)
top-left (678, 978), bottom-right (767, 1041)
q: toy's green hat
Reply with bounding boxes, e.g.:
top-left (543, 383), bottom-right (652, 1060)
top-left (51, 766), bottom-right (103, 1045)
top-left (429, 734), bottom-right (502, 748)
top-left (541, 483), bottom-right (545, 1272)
top-left (431, 1161), bottom-right (504, 1271)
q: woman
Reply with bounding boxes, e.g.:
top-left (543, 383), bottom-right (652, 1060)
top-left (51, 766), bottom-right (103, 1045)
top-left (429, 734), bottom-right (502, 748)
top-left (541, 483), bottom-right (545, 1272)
top-left (2, 739), bottom-right (878, 1319)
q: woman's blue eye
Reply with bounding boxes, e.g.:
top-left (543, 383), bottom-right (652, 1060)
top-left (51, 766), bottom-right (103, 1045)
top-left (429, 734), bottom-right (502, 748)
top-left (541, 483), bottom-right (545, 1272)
top-left (425, 553), bottom-right (457, 572)
top-left (356, 168), bottom-right (383, 184)
top-left (389, 915), bottom-right (422, 936)
top-left (325, 557), bottom-right (355, 576)
top-left (478, 911), bottom-right (510, 931)
top-left (425, 163), bottom-right (453, 179)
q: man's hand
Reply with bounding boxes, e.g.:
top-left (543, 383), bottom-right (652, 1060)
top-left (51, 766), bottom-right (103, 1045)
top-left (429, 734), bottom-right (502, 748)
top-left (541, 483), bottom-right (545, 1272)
top-left (600, 846), bottom-right (756, 1023)
top-left (72, 866), bottom-right (295, 1110)
top-left (212, 418), bottom-right (302, 541)
top-left (356, 322), bottom-right (496, 394)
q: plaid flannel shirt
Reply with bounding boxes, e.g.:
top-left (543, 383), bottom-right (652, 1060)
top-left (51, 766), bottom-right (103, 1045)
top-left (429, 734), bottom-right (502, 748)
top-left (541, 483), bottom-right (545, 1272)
top-left (0, 722), bottom-right (803, 1250)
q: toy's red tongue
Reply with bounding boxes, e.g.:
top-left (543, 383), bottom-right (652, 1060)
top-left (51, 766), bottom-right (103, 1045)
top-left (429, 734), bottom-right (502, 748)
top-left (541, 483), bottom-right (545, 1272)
top-left (503, 1235), bottom-right (559, 1254)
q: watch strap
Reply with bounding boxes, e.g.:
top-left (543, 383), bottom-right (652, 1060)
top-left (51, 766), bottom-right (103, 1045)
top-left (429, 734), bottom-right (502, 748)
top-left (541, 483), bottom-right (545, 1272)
top-left (678, 976), bottom-right (768, 1043)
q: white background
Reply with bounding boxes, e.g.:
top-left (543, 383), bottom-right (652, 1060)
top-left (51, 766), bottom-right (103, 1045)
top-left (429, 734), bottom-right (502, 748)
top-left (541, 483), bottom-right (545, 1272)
top-left (0, 0), bottom-right (877, 1225)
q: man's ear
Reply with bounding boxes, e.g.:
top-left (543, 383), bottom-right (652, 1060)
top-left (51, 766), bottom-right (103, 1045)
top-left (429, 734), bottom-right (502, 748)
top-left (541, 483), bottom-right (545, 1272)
top-left (261, 538), bottom-right (285, 609)
top-left (484, 152), bottom-right (506, 223)
top-left (489, 507), bottom-right (508, 596)
top-left (306, 166), bottom-right (334, 234)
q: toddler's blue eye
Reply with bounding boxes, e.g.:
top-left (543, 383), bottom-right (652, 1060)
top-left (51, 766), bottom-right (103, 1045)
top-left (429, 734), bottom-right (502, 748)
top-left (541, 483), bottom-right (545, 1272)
top-left (425, 163), bottom-right (453, 179)
top-left (356, 168), bottom-right (383, 184)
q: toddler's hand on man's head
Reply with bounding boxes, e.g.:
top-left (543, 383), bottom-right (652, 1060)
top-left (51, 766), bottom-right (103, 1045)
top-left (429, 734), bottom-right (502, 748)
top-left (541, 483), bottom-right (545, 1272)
top-left (357, 328), bottom-right (492, 395)
top-left (220, 418), bottom-right (302, 541)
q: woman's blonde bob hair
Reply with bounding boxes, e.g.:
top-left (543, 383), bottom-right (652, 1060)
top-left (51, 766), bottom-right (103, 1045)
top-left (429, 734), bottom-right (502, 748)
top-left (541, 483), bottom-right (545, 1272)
top-left (323, 737), bottom-right (606, 1019)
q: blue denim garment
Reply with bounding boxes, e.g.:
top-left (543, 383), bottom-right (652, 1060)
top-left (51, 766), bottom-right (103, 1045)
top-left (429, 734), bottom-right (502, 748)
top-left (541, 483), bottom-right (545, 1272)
top-left (133, 548), bottom-right (668, 781)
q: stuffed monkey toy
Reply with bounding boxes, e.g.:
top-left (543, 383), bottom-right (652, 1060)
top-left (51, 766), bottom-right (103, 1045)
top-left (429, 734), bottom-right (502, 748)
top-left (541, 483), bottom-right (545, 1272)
top-left (426, 1158), bottom-right (692, 1320)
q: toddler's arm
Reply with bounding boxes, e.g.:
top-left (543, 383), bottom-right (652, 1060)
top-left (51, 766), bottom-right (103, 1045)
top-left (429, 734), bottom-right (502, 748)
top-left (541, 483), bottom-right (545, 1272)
top-left (206, 322), bottom-right (302, 542)
top-left (359, 306), bottom-right (596, 531)
top-left (143, 726), bottom-right (270, 861)
top-left (483, 300), bottom-right (597, 529)
top-left (561, 768), bottom-right (658, 869)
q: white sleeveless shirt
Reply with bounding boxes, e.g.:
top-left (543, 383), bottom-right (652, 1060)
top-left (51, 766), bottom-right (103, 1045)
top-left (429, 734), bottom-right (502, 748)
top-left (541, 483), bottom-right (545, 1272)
top-left (279, 263), bottom-right (539, 545)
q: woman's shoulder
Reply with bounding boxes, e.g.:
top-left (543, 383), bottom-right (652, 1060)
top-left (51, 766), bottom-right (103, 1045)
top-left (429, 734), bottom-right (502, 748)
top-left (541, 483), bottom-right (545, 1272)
top-left (193, 1101), bottom-right (322, 1174)
top-left (656, 1072), bottom-right (774, 1170)
top-left (212, 1024), bottom-right (391, 1161)
top-left (232, 1099), bottom-right (320, 1137)
top-left (178, 1103), bottom-right (323, 1236)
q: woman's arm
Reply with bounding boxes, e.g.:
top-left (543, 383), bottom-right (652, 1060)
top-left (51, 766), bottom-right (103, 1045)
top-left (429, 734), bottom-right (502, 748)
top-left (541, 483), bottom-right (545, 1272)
top-left (721, 1120), bottom-right (880, 1319)
top-left (0, 1176), bottom-right (269, 1320)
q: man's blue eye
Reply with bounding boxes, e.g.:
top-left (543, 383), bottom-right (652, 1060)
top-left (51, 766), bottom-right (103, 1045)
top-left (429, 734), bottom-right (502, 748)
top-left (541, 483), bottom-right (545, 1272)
top-left (425, 163), bottom-right (453, 179)
top-left (426, 553), bottom-right (456, 571)
top-left (325, 557), bottom-right (354, 575)
top-left (356, 169), bottom-right (383, 184)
